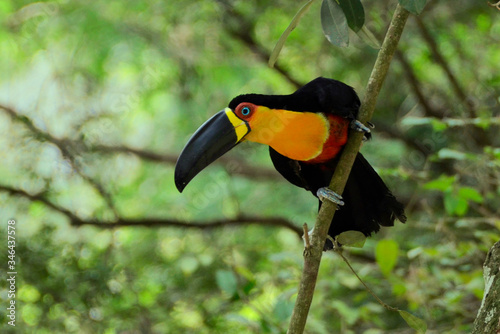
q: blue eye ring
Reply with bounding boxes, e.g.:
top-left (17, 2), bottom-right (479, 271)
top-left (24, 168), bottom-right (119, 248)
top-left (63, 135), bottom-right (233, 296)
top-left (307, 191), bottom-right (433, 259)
top-left (241, 106), bottom-right (251, 116)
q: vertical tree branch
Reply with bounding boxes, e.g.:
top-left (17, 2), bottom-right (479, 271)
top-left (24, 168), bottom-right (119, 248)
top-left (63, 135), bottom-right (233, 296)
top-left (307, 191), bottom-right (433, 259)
top-left (287, 5), bottom-right (410, 334)
top-left (472, 240), bottom-right (500, 334)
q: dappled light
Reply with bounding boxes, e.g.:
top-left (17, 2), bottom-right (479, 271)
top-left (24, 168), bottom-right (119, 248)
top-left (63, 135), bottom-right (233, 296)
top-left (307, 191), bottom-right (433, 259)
top-left (1, 0), bottom-right (499, 333)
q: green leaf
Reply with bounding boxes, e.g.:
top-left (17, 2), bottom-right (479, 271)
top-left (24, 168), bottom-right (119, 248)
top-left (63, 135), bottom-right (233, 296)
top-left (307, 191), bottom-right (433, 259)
top-left (336, 230), bottom-right (366, 248)
top-left (444, 192), bottom-right (468, 216)
top-left (216, 270), bottom-right (238, 296)
top-left (331, 300), bottom-right (360, 325)
top-left (273, 298), bottom-right (294, 322)
top-left (338, 0), bottom-right (364, 32)
top-left (398, 310), bottom-right (427, 333)
top-left (356, 25), bottom-right (381, 49)
top-left (458, 187), bottom-right (483, 203)
top-left (321, 0), bottom-right (349, 47)
top-left (423, 175), bottom-right (456, 192)
top-left (398, 0), bottom-right (427, 15)
top-left (375, 239), bottom-right (399, 276)
top-left (269, 0), bottom-right (316, 67)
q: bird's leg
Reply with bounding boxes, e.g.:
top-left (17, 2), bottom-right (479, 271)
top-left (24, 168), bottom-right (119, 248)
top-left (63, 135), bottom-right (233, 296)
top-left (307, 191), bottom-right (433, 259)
top-left (350, 120), bottom-right (371, 134)
top-left (317, 187), bottom-right (344, 207)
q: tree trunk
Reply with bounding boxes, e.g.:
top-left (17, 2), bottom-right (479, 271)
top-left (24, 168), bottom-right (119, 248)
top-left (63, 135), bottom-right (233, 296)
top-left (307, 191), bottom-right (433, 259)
top-left (472, 240), bottom-right (500, 334)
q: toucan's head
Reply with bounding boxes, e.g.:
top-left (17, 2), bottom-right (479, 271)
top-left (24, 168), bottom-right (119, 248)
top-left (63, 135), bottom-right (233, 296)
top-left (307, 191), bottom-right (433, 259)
top-left (174, 97), bottom-right (348, 192)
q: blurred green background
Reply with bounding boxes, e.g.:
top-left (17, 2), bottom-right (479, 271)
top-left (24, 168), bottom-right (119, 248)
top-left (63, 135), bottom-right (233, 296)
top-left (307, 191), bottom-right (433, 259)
top-left (0, 0), bottom-right (499, 333)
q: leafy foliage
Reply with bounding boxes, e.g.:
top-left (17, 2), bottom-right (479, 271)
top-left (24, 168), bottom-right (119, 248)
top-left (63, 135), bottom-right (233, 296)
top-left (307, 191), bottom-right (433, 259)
top-left (0, 0), bottom-right (499, 333)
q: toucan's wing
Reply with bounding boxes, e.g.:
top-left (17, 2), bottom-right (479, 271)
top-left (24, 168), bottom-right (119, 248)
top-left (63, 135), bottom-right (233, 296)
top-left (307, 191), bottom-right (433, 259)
top-left (269, 147), bottom-right (310, 190)
top-left (290, 77), bottom-right (361, 118)
top-left (269, 147), bottom-right (336, 194)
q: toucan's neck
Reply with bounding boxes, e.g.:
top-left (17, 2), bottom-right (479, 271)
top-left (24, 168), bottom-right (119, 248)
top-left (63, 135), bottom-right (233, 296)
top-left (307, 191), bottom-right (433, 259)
top-left (305, 115), bottom-right (349, 163)
top-left (244, 107), bottom-right (348, 162)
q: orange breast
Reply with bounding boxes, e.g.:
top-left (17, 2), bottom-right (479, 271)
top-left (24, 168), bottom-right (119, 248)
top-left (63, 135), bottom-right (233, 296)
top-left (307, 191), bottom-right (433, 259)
top-left (305, 115), bottom-right (349, 164)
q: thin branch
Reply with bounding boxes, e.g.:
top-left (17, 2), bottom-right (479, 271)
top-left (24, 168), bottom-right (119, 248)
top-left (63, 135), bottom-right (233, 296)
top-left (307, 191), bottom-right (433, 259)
top-left (222, 5), bottom-right (303, 89)
top-left (331, 239), bottom-right (398, 312)
top-left (415, 18), bottom-right (491, 147)
top-left (488, 0), bottom-right (500, 10)
top-left (395, 50), bottom-right (446, 119)
top-left (0, 185), bottom-right (82, 224)
top-left (302, 223), bottom-right (310, 249)
top-left (92, 144), bottom-right (281, 181)
top-left (0, 184), bottom-right (303, 237)
top-left (402, 116), bottom-right (500, 128)
top-left (287, 5), bottom-right (410, 334)
top-left (415, 17), bottom-right (476, 118)
top-left (74, 216), bottom-right (303, 236)
top-left (375, 122), bottom-right (431, 157)
top-left (227, 28), bottom-right (303, 89)
top-left (0, 104), bottom-right (119, 216)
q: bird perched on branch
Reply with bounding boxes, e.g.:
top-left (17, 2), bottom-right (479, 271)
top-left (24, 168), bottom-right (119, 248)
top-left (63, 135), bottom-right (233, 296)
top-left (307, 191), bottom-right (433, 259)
top-left (175, 77), bottom-right (406, 249)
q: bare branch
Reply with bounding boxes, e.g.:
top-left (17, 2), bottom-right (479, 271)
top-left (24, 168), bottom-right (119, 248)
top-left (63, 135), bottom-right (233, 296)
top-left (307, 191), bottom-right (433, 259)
top-left (0, 184), bottom-right (81, 224)
top-left (227, 27), bottom-right (303, 89)
top-left (0, 184), bottom-right (303, 237)
top-left (375, 122), bottom-right (431, 157)
top-left (415, 17), bottom-right (477, 118)
top-left (0, 104), bottom-right (119, 216)
top-left (415, 18), bottom-right (491, 147)
top-left (74, 216), bottom-right (303, 237)
top-left (221, 5), bottom-right (304, 89)
top-left (488, 1), bottom-right (500, 10)
top-left (395, 50), bottom-right (446, 119)
top-left (91, 144), bottom-right (281, 181)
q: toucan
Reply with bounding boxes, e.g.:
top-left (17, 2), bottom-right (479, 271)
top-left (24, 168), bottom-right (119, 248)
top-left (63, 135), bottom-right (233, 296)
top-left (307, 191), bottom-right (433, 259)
top-left (174, 77), bottom-right (406, 249)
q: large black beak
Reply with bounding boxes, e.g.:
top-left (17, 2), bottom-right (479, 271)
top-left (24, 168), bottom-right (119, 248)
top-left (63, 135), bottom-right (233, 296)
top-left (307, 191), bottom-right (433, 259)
top-left (175, 108), bottom-right (250, 192)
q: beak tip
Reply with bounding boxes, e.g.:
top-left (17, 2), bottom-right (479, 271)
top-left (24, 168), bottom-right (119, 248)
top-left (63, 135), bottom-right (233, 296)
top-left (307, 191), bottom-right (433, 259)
top-left (175, 181), bottom-right (186, 193)
top-left (174, 169), bottom-right (188, 193)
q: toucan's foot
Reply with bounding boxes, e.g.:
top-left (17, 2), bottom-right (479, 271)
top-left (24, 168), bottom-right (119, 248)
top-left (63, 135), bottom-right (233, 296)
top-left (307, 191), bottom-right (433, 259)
top-left (317, 187), bottom-right (344, 207)
top-left (350, 120), bottom-right (371, 134)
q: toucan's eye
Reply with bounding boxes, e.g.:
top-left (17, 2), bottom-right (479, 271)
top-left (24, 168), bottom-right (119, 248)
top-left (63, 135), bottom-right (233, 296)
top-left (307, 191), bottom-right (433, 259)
top-left (236, 103), bottom-right (254, 119)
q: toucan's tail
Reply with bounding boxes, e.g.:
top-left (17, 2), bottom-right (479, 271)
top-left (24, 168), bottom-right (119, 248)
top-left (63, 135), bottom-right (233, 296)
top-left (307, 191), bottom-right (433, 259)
top-left (325, 153), bottom-right (406, 248)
